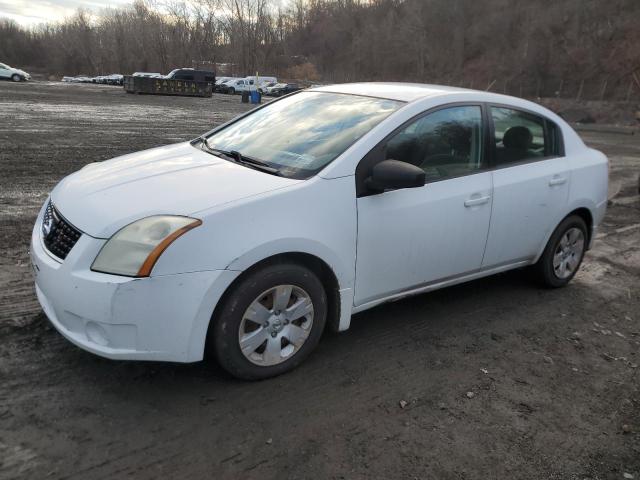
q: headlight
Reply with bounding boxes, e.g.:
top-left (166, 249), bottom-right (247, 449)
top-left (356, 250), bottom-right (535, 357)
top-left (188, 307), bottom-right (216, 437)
top-left (91, 216), bottom-right (202, 277)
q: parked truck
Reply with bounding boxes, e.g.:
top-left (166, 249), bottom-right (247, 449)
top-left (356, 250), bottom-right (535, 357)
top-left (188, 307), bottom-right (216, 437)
top-left (222, 76), bottom-right (277, 94)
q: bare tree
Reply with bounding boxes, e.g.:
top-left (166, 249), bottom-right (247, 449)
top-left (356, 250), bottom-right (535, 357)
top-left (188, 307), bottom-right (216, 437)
top-left (1, 0), bottom-right (639, 98)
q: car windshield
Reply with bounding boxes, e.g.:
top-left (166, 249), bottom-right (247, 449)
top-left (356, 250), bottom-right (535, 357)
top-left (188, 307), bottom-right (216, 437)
top-left (203, 91), bottom-right (403, 179)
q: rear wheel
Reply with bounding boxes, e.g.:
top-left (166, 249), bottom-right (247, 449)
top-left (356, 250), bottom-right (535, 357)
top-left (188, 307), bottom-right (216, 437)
top-left (534, 215), bottom-right (587, 287)
top-left (211, 263), bottom-right (327, 380)
top-left (11, 74), bottom-right (21, 82)
top-left (228, 87), bottom-right (235, 95)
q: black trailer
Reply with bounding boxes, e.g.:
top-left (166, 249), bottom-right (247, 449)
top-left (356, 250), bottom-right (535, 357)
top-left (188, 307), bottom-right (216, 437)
top-left (123, 76), bottom-right (212, 97)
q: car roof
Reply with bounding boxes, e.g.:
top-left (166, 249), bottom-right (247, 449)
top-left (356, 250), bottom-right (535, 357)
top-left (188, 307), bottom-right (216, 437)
top-left (310, 82), bottom-right (484, 103)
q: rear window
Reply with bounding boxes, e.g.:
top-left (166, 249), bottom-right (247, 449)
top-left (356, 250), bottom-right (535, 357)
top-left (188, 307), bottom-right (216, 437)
top-left (491, 107), bottom-right (563, 165)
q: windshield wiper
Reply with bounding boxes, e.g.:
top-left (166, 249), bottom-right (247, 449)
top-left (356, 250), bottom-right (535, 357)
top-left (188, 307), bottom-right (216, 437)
top-left (199, 139), bottom-right (282, 176)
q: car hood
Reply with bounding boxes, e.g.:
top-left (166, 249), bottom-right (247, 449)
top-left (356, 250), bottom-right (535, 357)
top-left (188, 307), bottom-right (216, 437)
top-left (51, 142), bottom-right (300, 238)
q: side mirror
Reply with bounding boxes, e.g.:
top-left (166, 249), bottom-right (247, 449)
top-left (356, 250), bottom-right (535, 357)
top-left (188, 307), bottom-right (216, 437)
top-left (365, 159), bottom-right (426, 193)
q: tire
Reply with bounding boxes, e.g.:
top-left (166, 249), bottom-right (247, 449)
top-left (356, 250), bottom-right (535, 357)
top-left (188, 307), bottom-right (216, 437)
top-left (534, 215), bottom-right (588, 288)
top-left (11, 74), bottom-right (22, 82)
top-left (211, 263), bottom-right (327, 380)
top-left (228, 87), bottom-right (235, 95)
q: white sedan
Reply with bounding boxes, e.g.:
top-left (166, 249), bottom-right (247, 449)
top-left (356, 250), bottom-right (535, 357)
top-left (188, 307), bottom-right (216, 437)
top-left (0, 62), bottom-right (31, 81)
top-left (31, 83), bottom-right (608, 379)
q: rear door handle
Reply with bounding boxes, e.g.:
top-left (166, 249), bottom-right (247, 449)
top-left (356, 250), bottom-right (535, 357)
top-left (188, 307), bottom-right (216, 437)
top-left (549, 176), bottom-right (567, 186)
top-left (464, 195), bottom-right (491, 207)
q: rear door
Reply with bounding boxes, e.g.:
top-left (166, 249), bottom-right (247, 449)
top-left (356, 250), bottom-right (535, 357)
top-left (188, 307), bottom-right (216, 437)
top-left (482, 106), bottom-right (570, 267)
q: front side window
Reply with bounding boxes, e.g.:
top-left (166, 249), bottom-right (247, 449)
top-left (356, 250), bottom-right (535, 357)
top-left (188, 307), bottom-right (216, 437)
top-left (204, 92), bottom-right (403, 178)
top-left (384, 105), bottom-right (484, 182)
top-left (491, 107), bottom-right (554, 165)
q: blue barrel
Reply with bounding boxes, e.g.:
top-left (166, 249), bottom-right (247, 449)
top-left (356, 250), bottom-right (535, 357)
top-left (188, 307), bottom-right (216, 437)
top-left (250, 90), bottom-right (261, 104)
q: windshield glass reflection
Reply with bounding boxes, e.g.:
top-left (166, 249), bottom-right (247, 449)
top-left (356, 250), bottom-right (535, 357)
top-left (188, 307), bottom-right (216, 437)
top-left (205, 92), bottom-right (404, 178)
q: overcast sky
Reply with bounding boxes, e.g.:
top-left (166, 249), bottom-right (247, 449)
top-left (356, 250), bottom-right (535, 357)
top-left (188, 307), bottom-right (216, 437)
top-left (0, 0), bottom-right (134, 26)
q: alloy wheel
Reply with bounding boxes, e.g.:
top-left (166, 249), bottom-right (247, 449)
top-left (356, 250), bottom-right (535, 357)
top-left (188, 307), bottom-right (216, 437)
top-left (552, 227), bottom-right (585, 279)
top-left (238, 285), bottom-right (314, 366)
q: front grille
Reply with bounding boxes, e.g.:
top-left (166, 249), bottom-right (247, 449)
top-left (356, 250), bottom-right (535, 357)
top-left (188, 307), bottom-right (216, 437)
top-left (42, 201), bottom-right (82, 260)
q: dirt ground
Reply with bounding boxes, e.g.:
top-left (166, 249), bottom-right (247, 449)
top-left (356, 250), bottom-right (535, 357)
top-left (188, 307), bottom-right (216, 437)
top-left (0, 81), bottom-right (639, 480)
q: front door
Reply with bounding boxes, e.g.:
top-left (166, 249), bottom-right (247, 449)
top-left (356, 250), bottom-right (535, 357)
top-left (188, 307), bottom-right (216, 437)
top-left (354, 105), bottom-right (493, 306)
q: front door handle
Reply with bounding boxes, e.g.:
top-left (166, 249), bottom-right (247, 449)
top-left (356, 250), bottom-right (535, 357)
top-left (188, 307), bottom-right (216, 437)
top-left (464, 195), bottom-right (491, 207)
top-left (549, 176), bottom-right (567, 186)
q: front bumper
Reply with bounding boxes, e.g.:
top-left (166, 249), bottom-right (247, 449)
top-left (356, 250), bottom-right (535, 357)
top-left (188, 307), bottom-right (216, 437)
top-left (30, 203), bottom-right (240, 362)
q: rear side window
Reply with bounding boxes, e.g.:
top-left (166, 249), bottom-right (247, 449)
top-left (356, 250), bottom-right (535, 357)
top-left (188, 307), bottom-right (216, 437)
top-left (490, 107), bottom-right (562, 165)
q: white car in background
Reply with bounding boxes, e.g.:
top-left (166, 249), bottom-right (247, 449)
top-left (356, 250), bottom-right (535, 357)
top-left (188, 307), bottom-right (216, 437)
top-left (31, 83), bottom-right (608, 380)
top-left (132, 72), bottom-right (162, 78)
top-left (264, 82), bottom-right (286, 95)
top-left (215, 77), bottom-right (237, 92)
top-left (223, 77), bottom-right (256, 94)
top-left (244, 75), bottom-right (277, 86)
top-left (258, 81), bottom-right (277, 93)
top-left (0, 62), bottom-right (31, 81)
top-left (61, 76), bottom-right (92, 83)
top-left (224, 76), bottom-right (277, 94)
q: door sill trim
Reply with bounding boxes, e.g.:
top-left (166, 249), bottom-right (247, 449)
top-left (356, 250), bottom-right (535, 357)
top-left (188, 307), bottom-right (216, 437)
top-left (352, 259), bottom-right (533, 314)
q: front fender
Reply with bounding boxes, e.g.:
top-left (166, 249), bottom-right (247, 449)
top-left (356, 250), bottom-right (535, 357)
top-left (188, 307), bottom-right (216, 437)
top-left (225, 237), bottom-right (352, 291)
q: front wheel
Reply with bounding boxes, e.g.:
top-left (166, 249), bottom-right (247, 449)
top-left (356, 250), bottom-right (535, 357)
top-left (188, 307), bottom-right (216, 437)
top-left (211, 263), bottom-right (327, 380)
top-left (534, 215), bottom-right (588, 288)
top-left (11, 74), bottom-right (22, 82)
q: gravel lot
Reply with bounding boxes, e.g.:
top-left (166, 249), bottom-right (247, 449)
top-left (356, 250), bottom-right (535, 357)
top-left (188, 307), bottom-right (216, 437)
top-left (1, 81), bottom-right (639, 480)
